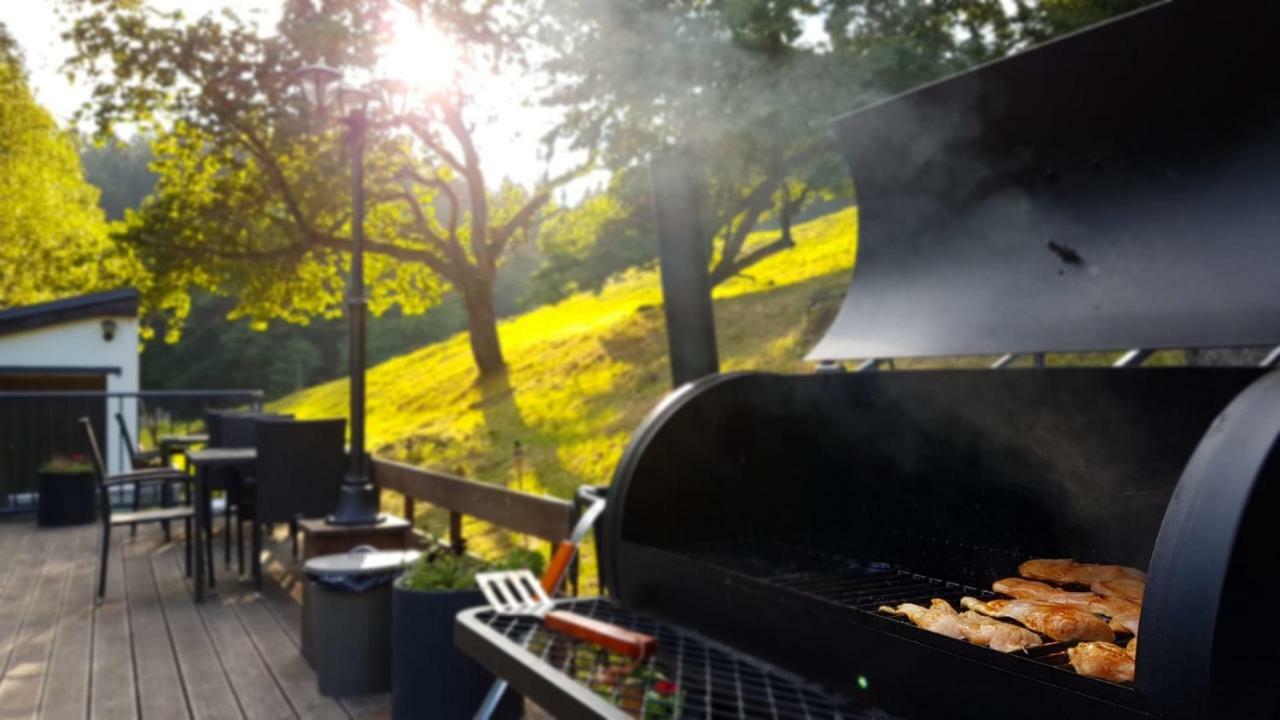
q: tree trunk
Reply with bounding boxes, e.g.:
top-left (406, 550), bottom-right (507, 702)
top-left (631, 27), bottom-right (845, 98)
top-left (459, 274), bottom-right (506, 378)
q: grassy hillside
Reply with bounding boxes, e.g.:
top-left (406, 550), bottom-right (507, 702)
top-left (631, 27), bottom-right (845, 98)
top-left (274, 207), bottom-right (859, 576)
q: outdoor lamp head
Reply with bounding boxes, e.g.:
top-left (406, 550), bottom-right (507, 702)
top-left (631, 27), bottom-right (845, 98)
top-left (291, 64), bottom-right (342, 113)
top-left (100, 318), bottom-right (117, 342)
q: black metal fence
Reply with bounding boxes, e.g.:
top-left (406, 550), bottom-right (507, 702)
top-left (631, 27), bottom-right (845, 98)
top-left (0, 390), bottom-right (263, 513)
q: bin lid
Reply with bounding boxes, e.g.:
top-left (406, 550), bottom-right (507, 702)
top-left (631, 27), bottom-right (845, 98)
top-left (304, 548), bottom-right (421, 579)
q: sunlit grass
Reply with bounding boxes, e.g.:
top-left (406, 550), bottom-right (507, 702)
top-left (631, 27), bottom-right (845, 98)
top-left (273, 207), bottom-right (859, 584)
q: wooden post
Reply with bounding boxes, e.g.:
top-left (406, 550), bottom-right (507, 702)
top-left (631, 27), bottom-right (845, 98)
top-left (404, 495), bottom-right (415, 524)
top-left (449, 511), bottom-right (465, 555)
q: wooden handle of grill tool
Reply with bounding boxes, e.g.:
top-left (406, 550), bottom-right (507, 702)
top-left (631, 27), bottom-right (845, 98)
top-left (541, 540), bottom-right (576, 594)
top-left (544, 610), bottom-right (657, 660)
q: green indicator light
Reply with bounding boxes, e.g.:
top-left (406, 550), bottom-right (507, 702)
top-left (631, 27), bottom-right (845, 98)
top-left (856, 674), bottom-right (870, 691)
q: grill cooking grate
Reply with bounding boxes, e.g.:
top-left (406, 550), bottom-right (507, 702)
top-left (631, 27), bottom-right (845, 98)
top-left (683, 540), bottom-right (1118, 681)
top-left (472, 598), bottom-right (895, 719)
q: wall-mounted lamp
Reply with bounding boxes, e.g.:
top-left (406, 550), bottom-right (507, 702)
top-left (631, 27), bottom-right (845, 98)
top-left (101, 319), bottom-right (117, 342)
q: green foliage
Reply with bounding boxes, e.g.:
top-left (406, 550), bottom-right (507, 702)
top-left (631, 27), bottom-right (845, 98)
top-left (0, 26), bottom-right (139, 309)
top-left (400, 547), bottom-right (546, 592)
top-left (62, 0), bottom-right (588, 375)
top-left (538, 0), bottom-right (1155, 285)
top-left (526, 172), bottom-right (657, 306)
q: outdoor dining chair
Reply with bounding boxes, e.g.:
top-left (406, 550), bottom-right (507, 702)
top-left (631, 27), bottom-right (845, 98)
top-left (243, 417), bottom-right (346, 589)
top-left (114, 411), bottom-right (181, 540)
top-left (80, 417), bottom-right (195, 604)
top-left (114, 412), bottom-right (164, 469)
top-left (205, 410), bottom-right (293, 573)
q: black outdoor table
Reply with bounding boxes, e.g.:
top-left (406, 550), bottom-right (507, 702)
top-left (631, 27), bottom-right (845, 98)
top-left (186, 447), bottom-right (256, 602)
top-left (158, 433), bottom-right (210, 465)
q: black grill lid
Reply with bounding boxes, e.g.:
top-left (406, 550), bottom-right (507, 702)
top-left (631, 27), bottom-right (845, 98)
top-left (809, 1), bottom-right (1280, 362)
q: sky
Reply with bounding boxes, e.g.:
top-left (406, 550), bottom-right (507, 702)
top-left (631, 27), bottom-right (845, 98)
top-left (0, 0), bottom-right (577, 190)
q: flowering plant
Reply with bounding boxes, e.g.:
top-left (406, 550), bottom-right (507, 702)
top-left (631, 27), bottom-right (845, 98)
top-left (39, 454), bottom-right (93, 474)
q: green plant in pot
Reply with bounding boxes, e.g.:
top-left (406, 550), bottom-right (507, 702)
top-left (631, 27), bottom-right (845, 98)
top-left (37, 453), bottom-right (97, 527)
top-left (38, 454), bottom-right (94, 474)
top-left (392, 547), bottom-right (544, 719)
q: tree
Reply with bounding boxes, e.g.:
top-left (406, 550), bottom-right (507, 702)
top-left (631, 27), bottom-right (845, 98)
top-left (63, 0), bottom-right (590, 377)
top-left (0, 24), bottom-right (137, 309)
top-left (539, 0), bottom-right (1154, 286)
top-left (525, 169), bottom-right (657, 305)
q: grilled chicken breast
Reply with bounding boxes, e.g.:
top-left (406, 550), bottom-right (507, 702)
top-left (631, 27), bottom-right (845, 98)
top-left (1068, 641), bottom-right (1135, 683)
top-left (956, 611), bottom-right (1043, 653)
top-left (879, 600), bottom-right (965, 640)
top-left (1019, 559), bottom-right (1146, 586)
top-left (881, 599), bottom-right (1041, 652)
top-left (960, 597), bottom-right (1115, 642)
top-left (993, 578), bottom-right (1140, 635)
top-left (1092, 577), bottom-right (1146, 604)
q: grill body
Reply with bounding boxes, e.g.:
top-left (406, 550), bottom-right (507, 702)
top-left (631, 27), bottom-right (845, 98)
top-left (601, 368), bottom-right (1280, 718)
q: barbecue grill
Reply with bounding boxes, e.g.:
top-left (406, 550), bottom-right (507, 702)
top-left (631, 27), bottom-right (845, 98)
top-left (456, 2), bottom-right (1280, 718)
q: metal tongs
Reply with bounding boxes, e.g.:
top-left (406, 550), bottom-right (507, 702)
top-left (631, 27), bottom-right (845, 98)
top-left (474, 493), bottom-right (653, 719)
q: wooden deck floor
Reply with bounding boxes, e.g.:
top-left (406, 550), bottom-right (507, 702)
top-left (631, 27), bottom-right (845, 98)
top-left (0, 519), bottom-right (390, 720)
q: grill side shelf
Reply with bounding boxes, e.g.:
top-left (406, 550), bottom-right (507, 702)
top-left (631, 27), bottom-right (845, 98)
top-left (455, 605), bottom-right (631, 720)
top-left (456, 598), bottom-right (867, 720)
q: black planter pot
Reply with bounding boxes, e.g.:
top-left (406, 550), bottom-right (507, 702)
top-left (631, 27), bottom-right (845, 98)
top-left (392, 579), bottom-right (522, 719)
top-left (36, 470), bottom-right (96, 527)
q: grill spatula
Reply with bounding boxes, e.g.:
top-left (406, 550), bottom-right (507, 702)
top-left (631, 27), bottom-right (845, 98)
top-left (475, 569), bottom-right (657, 660)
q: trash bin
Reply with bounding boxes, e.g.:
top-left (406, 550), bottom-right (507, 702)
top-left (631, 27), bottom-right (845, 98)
top-left (302, 546), bottom-right (420, 697)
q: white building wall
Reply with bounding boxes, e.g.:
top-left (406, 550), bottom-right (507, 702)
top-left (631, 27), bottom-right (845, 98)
top-left (0, 316), bottom-right (140, 473)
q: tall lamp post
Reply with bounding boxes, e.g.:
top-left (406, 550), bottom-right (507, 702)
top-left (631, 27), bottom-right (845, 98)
top-left (292, 66), bottom-right (407, 525)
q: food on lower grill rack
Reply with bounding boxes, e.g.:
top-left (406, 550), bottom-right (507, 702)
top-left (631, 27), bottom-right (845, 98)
top-left (993, 578), bottom-right (1141, 635)
top-left (956, 611), bottom-right (1043, 652)
top-left (1068, 641), bottom-right (1135, 683)
top-left (1092, 577), bottom-right (1146, 604)
top-left (1126, 636), bottom-right (1138, 657)
top-left (960, 597), bottom-right (1115, 642)
top-left (880, 599), bottom-right (1042, 652)
top-left (878, 599), bottom-right (965, 640)
top-left (1019, 559), bottom-right (1147, 586)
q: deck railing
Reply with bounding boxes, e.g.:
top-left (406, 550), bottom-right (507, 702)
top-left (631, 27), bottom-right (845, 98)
top-left (0, 389), bottom-right (263, 512)
top-left (371, 457), bottom-right (589, 591)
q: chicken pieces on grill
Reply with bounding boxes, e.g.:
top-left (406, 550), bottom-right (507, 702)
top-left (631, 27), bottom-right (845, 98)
top-left (880, 599), bottom-right (1041, 652)
top-left (993, 578), bottom-right (1096, 608)
top-left (1092, 577), bottom-right (1146, 605)
top-left (1019, 559), bottom-right (1146, 586)
top-left (993, 578), bottom-right (1140, 635)
top-left (1126, 636), bottom-right (1138, 657)
top-left (956, 611), bottom-right (1043, 653)
top-left (878, 600), bottom-right (965, 641)
top-left (960, 597), bottom-right (1115, 643)
top-left (1068, 641), bottom-right (1135, 683)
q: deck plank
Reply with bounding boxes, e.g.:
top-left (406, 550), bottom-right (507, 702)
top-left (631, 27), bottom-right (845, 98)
top-left (172, 548), bottom-right (295, 720)
top-left (125, 535), bottom-right (191, 719)
top-left (230, 541), bottom-right (348, 720)
top-left (0, 525), bottom-right (73, 718)
top-left (0, 522), bottom-right (391, 720)
top-left (0, 521), bottom-right (44, 680)
top-left (39, 525), bottom-right (97, 720)
top-left (152, 538), bottom-right (243, 720)
top-left (90, 526), bottom-right (139, 720)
